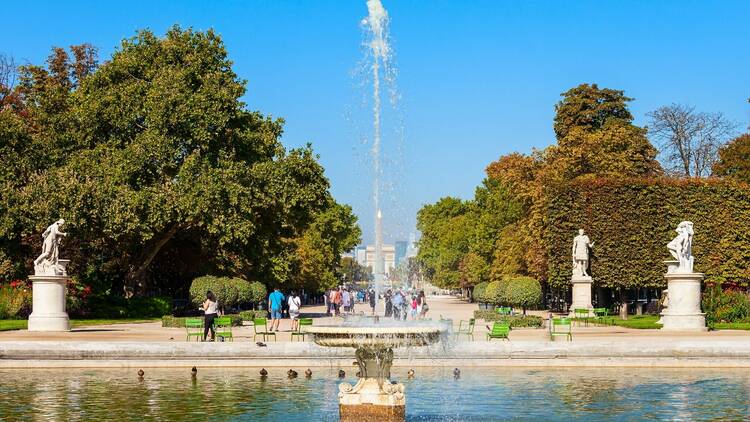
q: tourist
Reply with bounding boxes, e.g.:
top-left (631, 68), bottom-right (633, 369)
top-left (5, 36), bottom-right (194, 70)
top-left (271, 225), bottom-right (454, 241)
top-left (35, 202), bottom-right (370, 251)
top-left (288, 291), bottom-right (301, 331)
top-left (419, 290), bottom-right (429, 319)
top-left (328, 289), bottom-right (337, 316)
top-left (202, 290), bottom-right (218, 341)
top-left (384, 290), bottom-right (393, 317)
top-left (369, 289), bottom-right (376, 315)
top-left (268, 287), bottom-right (285, 332)
top-left (324, 289), bottom-right (331, 316)
top-left (332, 287), bottom-right (342, 316)
top-left (399, 289), bottom-right (409, 320)
top-left (392, 290), bottom-right (403, 320)
top-left (410, 295), bottom-right (418, 319)
top-left (342, 288), bottom-right (351, 314)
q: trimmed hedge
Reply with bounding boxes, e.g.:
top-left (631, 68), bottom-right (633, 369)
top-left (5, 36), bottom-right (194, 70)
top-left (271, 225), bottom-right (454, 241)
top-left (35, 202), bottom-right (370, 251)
top-left (161, 314), bottom-right (244, 328)
top-left (484, 281), bottom-right (505, 305)
top-left (190, 276), bottom-right (266, 309)
top-left (472, 282), bottom-right (489, 303)
top-left (473, 310), bottom-right (544, 328)
top-left (545, 178), bottom-right (750, 289)
top-left (504, 277), bottom-right (542, 312)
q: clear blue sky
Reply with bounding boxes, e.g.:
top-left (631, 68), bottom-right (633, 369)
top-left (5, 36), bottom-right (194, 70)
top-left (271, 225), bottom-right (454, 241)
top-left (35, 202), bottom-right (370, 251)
top-left (3, 1), bottom-right (749, 245)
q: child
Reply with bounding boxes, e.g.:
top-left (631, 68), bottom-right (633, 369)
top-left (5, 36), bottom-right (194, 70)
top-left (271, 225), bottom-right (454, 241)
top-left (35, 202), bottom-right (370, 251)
top-left (410, 296), bottom-right (418, 319)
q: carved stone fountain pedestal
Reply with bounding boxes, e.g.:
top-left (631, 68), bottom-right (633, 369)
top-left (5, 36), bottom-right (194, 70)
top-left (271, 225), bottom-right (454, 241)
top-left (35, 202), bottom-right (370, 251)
top-left (305, 325), bottom-right (442, 422)
top-left (28, 259), bottom-right (70, 332)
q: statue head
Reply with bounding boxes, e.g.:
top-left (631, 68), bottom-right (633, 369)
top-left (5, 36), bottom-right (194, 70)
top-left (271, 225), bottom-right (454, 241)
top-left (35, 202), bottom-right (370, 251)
top-left (56, 219), bottom-right (65, 227)
top-left (578, 229), bottom-right (584, 236)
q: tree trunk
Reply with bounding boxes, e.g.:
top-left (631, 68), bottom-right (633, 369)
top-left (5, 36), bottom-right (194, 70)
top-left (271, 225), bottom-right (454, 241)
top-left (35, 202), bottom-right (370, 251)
top-left (125, 223), bottom-right (182, 295)
top-left (619, 289), bottom-right (628, 320)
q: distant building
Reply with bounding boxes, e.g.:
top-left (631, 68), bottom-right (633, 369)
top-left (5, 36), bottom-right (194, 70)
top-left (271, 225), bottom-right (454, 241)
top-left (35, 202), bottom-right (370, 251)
top-left (406, 232), bottom-right (418, 258)
top-left (355, 246), bottom-right (367, 267)
top-left (394, 241), bottom-right (408, 266)
top-left (365, 244), bottom-right (396, 276)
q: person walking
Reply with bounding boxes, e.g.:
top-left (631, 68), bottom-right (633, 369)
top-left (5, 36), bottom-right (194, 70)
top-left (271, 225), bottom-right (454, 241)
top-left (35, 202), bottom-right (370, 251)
top-left (384, 290), bottom-right (393, 318)
top-left (332, 287), bottom-right (342, 316)
top-left (288, 291), bottom-right (301, 331)
top-left (268, 287), bottom-right (285, 332)
top-left (202, 290), bottom-right (219, 341)
top-left (324, 289), bottom-right (331, 316)
top-left (391, 290), bottom-right (403, 320)
top-left (418, 290), bottom-right (429, 319)
top-left (369, 289), bottom-right (376, 315)
top-left (342, 288), bottom-right (351, 315)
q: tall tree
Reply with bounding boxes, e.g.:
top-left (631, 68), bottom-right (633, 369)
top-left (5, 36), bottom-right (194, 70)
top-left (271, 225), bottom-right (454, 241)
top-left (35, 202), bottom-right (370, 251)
top-left (713, 133), bottom-right (750, 183)
top-left (648, 104), bottom-right (737, 177)
top-left (553, 83), bottom-right (634, 141)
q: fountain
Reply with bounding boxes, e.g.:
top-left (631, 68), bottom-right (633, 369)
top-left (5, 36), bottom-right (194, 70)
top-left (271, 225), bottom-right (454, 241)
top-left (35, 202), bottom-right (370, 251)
top-left (305, 323), bottom-right (443, 421)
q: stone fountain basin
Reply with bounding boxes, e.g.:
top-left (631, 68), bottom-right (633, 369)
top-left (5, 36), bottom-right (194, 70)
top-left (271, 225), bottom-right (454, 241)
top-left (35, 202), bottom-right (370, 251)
top-left (303, 325), bottom-right (443, 348)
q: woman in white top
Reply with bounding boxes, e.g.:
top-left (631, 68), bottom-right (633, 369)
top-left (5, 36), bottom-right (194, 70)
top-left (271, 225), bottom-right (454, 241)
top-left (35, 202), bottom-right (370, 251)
top-left (288, 291), bottom-right (301, 331)
top-left (202, 290), bottom-right (219, 341)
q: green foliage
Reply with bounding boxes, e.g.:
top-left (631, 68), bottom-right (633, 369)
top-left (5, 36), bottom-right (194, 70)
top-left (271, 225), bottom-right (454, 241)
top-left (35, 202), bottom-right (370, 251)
top-left (190, 276), bottom-right (260, 309)
top-left (85, 295), bottom-right (172, 318)
top-left (0, 283), bottom-right (31, 319)
top-left (472, 281), bottom-right (489, 303)
top-left (483, 281), bottom-right (506, 305)
top-left (503, 277), bottom-right (542, 312)
top-left (472, 311), bottom-right (544, 328)
top-left (0, 27), bottom-right (359, 298)
top-left (553, 83), bottom-right (634, 140)
top-left (248, 281), bottom-right (267, 305)
top-left (702, 284), bottom-right (750, 325)
top-left (238, 310), bottom-right (267, 321)
top-left (608, 315), bottom-right (660, 329)
top-left (161, 314), bottom-right (243, 328)
top-left (714, 134), bottom-right (750, 182)
top-left (546, 178), bottom-right (750, 290)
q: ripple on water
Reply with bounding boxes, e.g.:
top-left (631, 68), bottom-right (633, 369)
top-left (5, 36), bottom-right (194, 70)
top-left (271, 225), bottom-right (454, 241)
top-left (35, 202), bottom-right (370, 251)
top-left (0, 367), bottom-right (749, 421)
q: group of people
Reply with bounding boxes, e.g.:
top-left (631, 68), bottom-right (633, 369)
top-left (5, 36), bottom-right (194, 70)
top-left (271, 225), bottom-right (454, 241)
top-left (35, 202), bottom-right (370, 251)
top-left (384, 289), bottom-right (429, 320)
top-left (325, 286), bottom-right (368, 316)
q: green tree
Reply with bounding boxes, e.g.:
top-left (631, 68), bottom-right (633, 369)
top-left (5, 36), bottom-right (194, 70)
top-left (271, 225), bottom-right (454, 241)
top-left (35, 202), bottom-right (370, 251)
top-left (553, 83), bottom-right (634, 140)
top-left (416, 197), bottom-right (471, 289)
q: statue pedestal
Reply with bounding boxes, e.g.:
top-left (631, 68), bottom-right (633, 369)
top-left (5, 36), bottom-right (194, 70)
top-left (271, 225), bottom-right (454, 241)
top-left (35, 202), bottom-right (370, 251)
top-left (28, 260), bottom-right (70, 332)
top-left (568, 275), bottom-right (593, 316)
top-left (660, 272), bottom-right (705, 332)
top-left (339, 378), bottom-right (405, 422)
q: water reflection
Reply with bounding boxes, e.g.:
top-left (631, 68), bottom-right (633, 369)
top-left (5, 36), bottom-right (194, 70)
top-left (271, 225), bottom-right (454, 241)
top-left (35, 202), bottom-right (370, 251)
top-left (0, 367), bottom-right (748, 421)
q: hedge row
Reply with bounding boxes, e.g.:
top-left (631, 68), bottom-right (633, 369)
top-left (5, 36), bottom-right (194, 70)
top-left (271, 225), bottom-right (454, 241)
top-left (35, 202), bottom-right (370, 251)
top-left (189, 276), bottom-right (267, 309)
top-left (472, 311), bottom-right (544, 328)
top-left (545, 178), bottom-right (750, 289)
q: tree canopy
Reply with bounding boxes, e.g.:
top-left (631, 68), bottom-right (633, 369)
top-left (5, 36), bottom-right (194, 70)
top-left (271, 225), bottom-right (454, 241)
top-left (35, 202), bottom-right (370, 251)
top-left (0, 27), bottom-right (360, 296)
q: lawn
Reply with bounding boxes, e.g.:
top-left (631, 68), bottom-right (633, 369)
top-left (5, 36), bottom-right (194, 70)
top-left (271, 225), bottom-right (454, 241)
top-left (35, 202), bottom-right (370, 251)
top-left (0, 318), bottom-right (159, 331)
top-left (609, 315), bottom-right (661, 329)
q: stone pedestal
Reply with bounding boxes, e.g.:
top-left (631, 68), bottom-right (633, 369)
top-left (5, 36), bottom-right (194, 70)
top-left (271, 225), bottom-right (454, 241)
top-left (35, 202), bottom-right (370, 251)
top-left (569, 275), bottom-right (593, 316)
top-left (660, 271), bottom-right (705, 332)
top-left (339, 378), bottom-right (405, 422)
top-left (28, 260), bottom-right (70, 332)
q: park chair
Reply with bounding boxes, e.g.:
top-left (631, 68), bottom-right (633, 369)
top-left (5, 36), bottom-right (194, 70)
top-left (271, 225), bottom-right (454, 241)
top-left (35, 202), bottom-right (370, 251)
top-left (291, 318), bottom-right (313, 341)
top-left (496, 307), bottom-right (512, 316)
top-left (592, 308), bottom-right (610, 326)
top-left (550, 318), bottom-right (572, 341)
top-left (214, 316), bottom-right (234, 342)
top-left (455, 318), bottom-right (475, 341)
top-left (185, 318), bottom-right (203, 342)
top-left (253, 318), bottom-right (276, 342)
top-left (574, 308), bottom-right (590, 326)
top-left (486, 322), bottom-right (510, 341)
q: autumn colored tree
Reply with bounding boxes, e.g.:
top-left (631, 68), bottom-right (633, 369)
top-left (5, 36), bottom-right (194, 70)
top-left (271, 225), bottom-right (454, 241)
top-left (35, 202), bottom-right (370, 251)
top-left (713, 133), bottom-right (750, 183)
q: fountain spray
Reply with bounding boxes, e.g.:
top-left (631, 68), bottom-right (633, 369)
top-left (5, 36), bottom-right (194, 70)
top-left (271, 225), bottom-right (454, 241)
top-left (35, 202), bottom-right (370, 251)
top-left (363, 0), bottom-right (390, 310)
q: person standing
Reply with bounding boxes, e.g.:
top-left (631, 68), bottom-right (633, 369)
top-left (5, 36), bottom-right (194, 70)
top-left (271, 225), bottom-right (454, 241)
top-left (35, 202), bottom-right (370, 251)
top-left (391, 290), bottom-right (403, 320)
top-left (419, 290), bottom-right (429, 319)
top-left (202, 290), bottom-right (219, 341)
top-left (332, 288), bottom-right (342, 316)
top-left (384, 290), bottom-right (393, 318)
top-left (369, 289), bottom-right (376, 315)
top-left (288, 291), bottom-right (301, 331)
top-left (324, 289), bottom-right (331, 316)
top-left (342, 288), bottom-right (351, 315)
top-left (268, 287), bottom-right (285, 332)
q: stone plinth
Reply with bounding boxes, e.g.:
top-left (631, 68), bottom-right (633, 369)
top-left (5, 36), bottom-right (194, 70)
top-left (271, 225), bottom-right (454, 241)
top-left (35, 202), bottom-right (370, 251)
top-left (28, 259), bottom-right (70, 332)
top-left (339, 378), bottom-right (405, 422)
top-left (660, 272), bottom-right (706, 332)
top-left (569, 275), bottom-right (593, 316)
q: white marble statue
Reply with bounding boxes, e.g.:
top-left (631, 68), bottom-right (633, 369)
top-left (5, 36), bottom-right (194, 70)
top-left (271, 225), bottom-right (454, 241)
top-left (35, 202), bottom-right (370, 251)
top-left (33, 219), bottom-right (67, 273)
top-left (572, 229), bottom-right (594, 277)
top-left (667, 221), bottom-right (694, 273)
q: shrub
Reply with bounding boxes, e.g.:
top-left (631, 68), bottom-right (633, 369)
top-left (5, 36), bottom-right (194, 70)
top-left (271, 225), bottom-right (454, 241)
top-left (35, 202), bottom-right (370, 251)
top-left (473, 310), bottom-right (544, 328)
top-left (161, 314), bottom-right (243, 328)
top-left (703, 284), bottom-right (750, 325)
top-left (472, 282), bottom-right (489, 303)
top-left (504, 277), bottom-right (542, 314)
top-left (238, 310), bottom-right (267, 321)
top-left (0, 281), bottom-right (31, 319)
top-left (484, 281), bottom-right (507, 305)
top-left (84, 295), bottom-right (172, 318)
top-left (190, 276), bottom-right (260, 310)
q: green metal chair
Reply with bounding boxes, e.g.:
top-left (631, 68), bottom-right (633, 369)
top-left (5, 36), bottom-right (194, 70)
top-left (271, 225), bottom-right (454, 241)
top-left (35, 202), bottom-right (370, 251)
top-left (550, 318), bottom-right (572, 341)
top-left (253, 318), bottom-right (276, 342)
top-left (214, 316), bottom-right (233, 342)
top-left (185, 318), bottom-right (203, 342)
top-left (593, 308), bottom-right (611, 326)
top-left (291, 318), bottom-right (313, 341)
top-left (574, 308), bottom-right (590, 326)
top-left (455, 318), bottom-right (475, 341)
top-left (496, 306), bottom-right (512, 316)
top-left (486, 322), bottom-right (510, 341)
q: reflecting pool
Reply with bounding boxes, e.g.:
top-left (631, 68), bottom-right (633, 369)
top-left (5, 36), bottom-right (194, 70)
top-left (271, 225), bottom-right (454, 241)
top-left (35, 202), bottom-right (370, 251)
top-left (0, 367), bottom-right (748, 421)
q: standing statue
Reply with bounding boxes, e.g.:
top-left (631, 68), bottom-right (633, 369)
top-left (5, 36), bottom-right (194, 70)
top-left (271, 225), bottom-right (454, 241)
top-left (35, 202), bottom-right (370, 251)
top-left (33, 219), bottom-right (67, 272)
top-left (667, 221), bottom-right (694, 273)
top-left (571, 229), bottom-right (594, 277)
